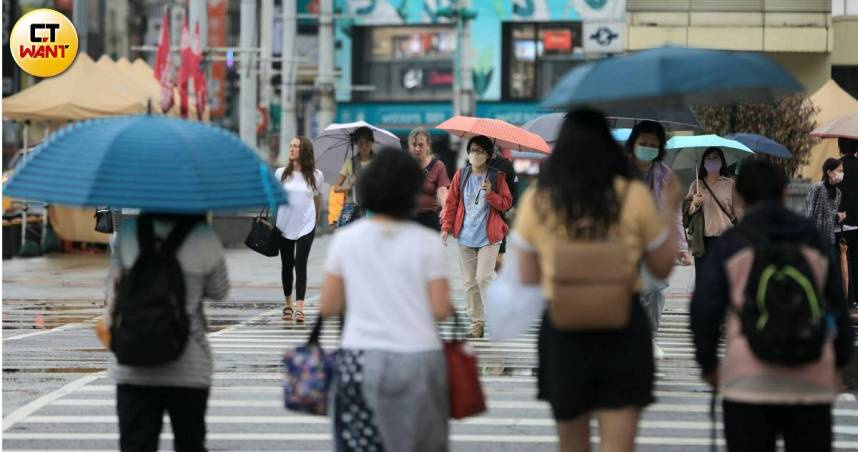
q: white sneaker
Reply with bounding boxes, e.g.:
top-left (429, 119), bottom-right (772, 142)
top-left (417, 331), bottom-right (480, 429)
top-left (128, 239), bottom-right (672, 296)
top-left (653, 342), bottom-right (666, 360)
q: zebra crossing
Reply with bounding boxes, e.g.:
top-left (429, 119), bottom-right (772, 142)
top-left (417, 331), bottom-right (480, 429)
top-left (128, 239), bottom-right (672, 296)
top-left (3, 291), bottom-right (858, 452)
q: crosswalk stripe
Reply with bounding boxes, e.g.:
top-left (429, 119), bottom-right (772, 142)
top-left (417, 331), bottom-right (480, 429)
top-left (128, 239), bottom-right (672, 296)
top-left (4, 432), bottom-right (858, 448)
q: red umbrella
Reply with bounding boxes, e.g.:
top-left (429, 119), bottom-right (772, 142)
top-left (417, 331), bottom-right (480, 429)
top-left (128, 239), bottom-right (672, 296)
top-left (436, 116), bottom-right (551, 154)
top-left (811, 110), bottom-right (858, 140)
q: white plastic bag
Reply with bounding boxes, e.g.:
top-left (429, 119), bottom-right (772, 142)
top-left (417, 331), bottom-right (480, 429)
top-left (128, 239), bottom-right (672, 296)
top-left (485, 239), bottom-right (546, 341)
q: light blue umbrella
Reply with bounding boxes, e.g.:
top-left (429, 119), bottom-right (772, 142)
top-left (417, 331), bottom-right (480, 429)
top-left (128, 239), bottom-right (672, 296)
top-left (612, 128), bottom-right (632, 142)
top-left (541, 46), bottom-right (803, 110)
top-left (665, 135), bottom-right (754, 172)
top-left (3, 115), bottom-right (287, 213)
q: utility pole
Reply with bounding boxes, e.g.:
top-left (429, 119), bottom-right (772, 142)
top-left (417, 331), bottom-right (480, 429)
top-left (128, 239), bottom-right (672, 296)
top-left (315, 0), bottom-right (336, 133)
top-left (259, 0), bottom-right (274, 159)
top-left (279, 0), bottom-right (298, 163)
top-left (437, 1), bottom-right (477, 161)
top-left (239, 0), bottom-right (259, 150)
top-left (72, 0), bottom-right (88, 55)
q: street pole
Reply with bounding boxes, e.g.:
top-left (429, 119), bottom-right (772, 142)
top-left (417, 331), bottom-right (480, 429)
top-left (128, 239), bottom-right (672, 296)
top-left (315, 0), bottom-right (336, 133)
top-left (239, 0), bottom-right (259, 151)
top-left (259, 0), bottom-right (274, 159)
top-left (72, 0), bottom-right (88, 55)
top-left (459, 0), bottom-right (475, 118)
top-left (279, 0), bottom-right (298, 164)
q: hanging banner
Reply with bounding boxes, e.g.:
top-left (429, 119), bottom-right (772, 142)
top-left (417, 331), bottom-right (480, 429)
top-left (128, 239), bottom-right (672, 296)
top-left (572, 0), bottom-right (626, 21)
top-left (207, 0), bottom-right (227, 118)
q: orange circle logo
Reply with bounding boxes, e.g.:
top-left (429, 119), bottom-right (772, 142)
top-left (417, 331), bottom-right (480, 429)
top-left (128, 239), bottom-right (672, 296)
top-left (9, 9), bottom-right (79, 78)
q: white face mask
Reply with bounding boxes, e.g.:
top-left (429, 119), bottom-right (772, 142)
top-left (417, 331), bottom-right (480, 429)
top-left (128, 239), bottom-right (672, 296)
top-left (831, 172), bottom-right (844, 185)
top-left (468, 152), bottom-right (488, 167)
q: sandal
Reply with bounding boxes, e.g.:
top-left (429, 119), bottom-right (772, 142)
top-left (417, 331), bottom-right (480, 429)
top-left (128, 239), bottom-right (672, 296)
top-left (295, 303), bottom-right (305, 323)
top-left (282, 307), bottom-right (293, 321)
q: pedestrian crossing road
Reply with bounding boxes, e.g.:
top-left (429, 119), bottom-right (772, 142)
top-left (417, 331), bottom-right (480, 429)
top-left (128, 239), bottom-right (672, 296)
top-left (3, 293), bottom-right (858, 451)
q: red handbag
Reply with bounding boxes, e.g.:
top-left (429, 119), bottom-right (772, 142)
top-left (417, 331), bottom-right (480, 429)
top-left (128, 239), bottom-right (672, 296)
top-left (444, 315), bottom-right (486, 419)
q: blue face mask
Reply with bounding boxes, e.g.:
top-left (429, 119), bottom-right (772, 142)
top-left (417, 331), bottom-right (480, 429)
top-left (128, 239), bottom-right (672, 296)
top-left (634, 145), bottom-right (660, 162)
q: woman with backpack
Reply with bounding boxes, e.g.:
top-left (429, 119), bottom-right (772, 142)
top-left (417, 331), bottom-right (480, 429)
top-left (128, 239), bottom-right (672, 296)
top-left (276, 136), bottom-right (324, 323)
top-left (441, 135), bottom-right (513, 338)
top-left (513, 109), bottom-right (682, 452)
top-left (320, 148), bottom-right (454, 451)
top-left (105, 213), bottom-right (230, 452)
top-left (684, 147), bottom-right (739, 287)
top-left (409, 127), bottom-right (450, 231)
top-left (333, 126), bottom-right (374, 225)
top-left (626, 120), bottom-right (690, 360)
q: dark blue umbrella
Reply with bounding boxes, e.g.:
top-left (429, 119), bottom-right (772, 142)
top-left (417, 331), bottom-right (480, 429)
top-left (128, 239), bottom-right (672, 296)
top-left (541, 46), bottom-right (803, 110)
top-left (725, 133), bottom-right (793, 160)
top-left (3, 115), bottom-right (288, 213)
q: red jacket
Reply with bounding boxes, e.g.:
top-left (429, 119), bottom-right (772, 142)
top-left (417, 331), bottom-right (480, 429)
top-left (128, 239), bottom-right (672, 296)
top-left (441, 167), bottom-right (512, 245)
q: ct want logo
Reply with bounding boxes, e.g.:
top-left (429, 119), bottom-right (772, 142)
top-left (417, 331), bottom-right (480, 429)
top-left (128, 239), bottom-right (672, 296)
top-left (9, 9), bottom-right (78, 77)
top-left (590, 27), bottom-right (619, 46)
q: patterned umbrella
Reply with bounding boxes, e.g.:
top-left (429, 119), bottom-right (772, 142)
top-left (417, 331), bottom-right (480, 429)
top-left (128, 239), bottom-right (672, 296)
top-left (436, 116), bottom-right (550, 154)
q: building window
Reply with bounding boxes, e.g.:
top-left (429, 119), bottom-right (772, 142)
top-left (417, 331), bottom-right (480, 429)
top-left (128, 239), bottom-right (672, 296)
top-left (352, 26), bottom-right (455, 102)
top-left (833, 66), bottom-right (858, 100)
top-left (502, 22), bottom-right (585, 101)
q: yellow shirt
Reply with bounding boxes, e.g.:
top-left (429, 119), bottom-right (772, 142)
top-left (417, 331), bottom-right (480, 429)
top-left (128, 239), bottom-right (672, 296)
top-left (513, 178), bottom-right (667, 299)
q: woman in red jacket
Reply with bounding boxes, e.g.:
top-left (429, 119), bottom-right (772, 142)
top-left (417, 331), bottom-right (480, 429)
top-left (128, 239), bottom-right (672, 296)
top-left (441, 135), bottom-right (513, 338)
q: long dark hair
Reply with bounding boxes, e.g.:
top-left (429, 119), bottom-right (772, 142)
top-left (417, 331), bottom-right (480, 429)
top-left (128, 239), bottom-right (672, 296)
top-left (822, 157), bottom-right (842, 199)
top-left (282, 136), bottom-right (317, 192)
top-left (626, 120), bottom-right (667, 162)
top-left (698, 147), bottom-right (729, 179)
top-left (537, 109), bottom-right (632, 237)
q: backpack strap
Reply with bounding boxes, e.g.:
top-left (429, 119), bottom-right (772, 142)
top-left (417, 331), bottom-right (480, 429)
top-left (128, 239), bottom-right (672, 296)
top-left (459, 165), bottom-right (500, 195)
top-left (701, 178), bottom-right (736, 224)
top-left (137, 216), bottom-right (156, 255)
top-left (162, 219), bottom-right (198, 255)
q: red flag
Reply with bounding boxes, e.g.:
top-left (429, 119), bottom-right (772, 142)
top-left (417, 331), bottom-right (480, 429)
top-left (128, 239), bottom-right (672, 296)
top-left (192, 22), bottom-right (206, 120)
top-left (153, 6), bottom-right (174, 113)
top-left (178, 15), bottom-right (192, 118)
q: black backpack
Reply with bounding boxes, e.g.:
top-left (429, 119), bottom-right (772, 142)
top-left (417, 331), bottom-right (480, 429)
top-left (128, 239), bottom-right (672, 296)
top-left (110, 217), bottom-right (196, 366)
top-left (736, 226), bottom-right (829, 366)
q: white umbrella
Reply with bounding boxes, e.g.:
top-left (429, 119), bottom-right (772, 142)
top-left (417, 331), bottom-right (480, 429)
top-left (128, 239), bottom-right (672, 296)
top-left (313, 121), bottom-right (402, 184)
top-left (665, 135), bottom-right (754, 193)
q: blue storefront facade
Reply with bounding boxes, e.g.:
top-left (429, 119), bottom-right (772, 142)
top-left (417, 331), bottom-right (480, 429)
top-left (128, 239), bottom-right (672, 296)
top-left (332, 0), bottom-right (624, 147)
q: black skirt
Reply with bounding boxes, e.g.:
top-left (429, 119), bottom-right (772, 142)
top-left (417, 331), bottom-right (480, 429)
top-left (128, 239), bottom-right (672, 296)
top-left (537, 296), bottom-right (655, 420)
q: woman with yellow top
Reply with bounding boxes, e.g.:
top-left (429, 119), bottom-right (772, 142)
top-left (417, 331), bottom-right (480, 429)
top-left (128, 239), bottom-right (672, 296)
top-left (513, 110), bottom-right (683, 452)
top-left (333, 126), bottom-right (374, 225)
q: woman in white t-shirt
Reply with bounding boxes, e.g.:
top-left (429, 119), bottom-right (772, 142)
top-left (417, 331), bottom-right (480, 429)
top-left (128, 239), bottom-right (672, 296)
top-left (320, 149), bottom-right (454, 451)
top-left (276, 136), bottom-right (324, 323)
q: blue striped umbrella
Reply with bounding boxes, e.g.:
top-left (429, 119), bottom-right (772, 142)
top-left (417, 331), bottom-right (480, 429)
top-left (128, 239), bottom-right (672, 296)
top-left (3, 115), bottom-right (287, 213)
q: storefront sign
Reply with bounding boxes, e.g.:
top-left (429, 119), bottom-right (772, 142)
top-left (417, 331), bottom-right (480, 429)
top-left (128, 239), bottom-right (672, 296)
top-left (336, 102), bottom-right (542, 128)
top-left (583, 22), bottom-right (625, 54)
top-left (543, 30), bottom-right (572, 52)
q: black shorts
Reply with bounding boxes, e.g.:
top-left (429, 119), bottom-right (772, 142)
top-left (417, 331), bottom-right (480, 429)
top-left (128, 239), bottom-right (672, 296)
top-left (537, 297), bottom-right (654, 420)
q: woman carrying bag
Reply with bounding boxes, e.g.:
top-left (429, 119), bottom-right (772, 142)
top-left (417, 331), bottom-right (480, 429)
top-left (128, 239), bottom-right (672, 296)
top-left (685, 147), bottom-right (739, 288)
top-left (276, 137), bottom-right (324, 322)
top-left (441, 135), bottom-right (513, 338)
top-left (513, 110), bottom-right (682, 452)
top-left (320, 149), bottom-right (454, 451)
top-left (805, 158), bottom-right (848, 297)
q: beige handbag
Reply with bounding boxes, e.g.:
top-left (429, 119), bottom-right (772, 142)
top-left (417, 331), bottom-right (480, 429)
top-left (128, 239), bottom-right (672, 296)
top-left (548, 186), bottom-right (636, 331)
